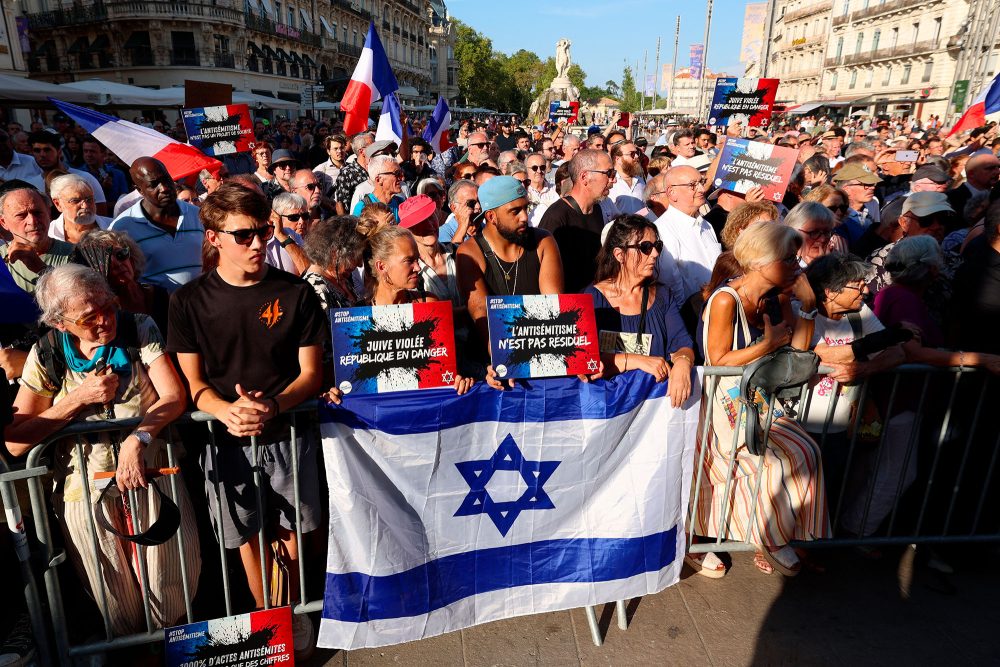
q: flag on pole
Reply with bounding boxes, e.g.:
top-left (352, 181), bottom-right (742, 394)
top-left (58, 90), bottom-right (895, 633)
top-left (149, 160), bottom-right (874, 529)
top-left (341, 22), bottom-right (399, 136)
top-left (49, 98), bottom-right (222, 180)
top-left (948, 73), bottom-right (1000, 137)
top-left (422, 96), bottom-right (453, 153)
top-left (374, 91), bottom-right (404, 144)
top-left (316, 372), bottom-right (701, 649)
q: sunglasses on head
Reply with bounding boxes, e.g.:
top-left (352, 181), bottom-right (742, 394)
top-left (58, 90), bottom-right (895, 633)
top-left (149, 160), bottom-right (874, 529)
top-left (219, 224), bottom-right (275, 245)
top-left (622, 240), bottom-right (663, 256)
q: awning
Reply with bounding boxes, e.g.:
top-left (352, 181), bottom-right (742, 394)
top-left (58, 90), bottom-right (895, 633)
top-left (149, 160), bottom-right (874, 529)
top-left (786, 101), bottom-right (826, 115)
top-left (319, 16), bottom-right (335, 38)
top-left (396, 85), bottom-right (420, 98)
top-left (303, 54), bottom-right (317, 68)
top-left (870, 97), bottom-right (948, 105)
top-left (288, 51), bottom-right (303, 65)
top-left (247, 42), bottom-right (264, 57)
top-left (89, 35), bottom-right (110, 51)
top-left (298, 8), bottom-right (313, 32)
top-left (258, 0), bottom-right (275, 19)
top-left (822, 95), bottom-right (871, 108)
top-left (275, 47), bottom-right (292, 62)
top-left (67, 37), bottom-right (89, 54)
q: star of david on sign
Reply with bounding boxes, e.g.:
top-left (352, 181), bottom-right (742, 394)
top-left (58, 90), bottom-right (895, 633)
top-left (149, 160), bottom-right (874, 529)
top-left (586, 358), bottom-right (599, 372)
top-left (441, 371), bottom-right (455, 384)
top-left (454, 434), bottom-right (560, 536)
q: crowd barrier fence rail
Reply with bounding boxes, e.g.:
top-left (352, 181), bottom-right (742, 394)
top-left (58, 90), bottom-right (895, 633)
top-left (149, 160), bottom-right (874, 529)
top-left (2, 364), bottom-right (998, 665)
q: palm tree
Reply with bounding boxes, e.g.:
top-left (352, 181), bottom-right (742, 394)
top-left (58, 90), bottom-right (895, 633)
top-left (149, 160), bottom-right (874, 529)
top-left (605, 80), bottom-right (620, 97)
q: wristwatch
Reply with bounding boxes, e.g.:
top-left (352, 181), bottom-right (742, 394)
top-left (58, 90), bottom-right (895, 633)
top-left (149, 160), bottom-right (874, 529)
top-left (132, 430), bottom-right (153, 447)
top-left (280, 236), bottom-right (296, 248)
top-left (797, 307), bottom-right (818, 321)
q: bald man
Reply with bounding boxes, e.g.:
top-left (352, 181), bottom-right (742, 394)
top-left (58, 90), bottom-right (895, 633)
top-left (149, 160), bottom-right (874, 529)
top-left (109, 157), bottom-right (205, 291)
top-left (947, 153), bottom-right (1000, 219)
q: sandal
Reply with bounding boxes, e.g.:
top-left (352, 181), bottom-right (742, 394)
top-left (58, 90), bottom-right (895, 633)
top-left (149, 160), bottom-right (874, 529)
top-left (762, 546), bottom-right (801, 577)
top-left (684, 552), bottom-right (727, 579)
top-left (753, 552), bottom-right (774, 575)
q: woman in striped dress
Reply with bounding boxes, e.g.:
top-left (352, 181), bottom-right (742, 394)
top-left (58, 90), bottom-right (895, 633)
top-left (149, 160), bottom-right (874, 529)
top-left (695, 222), bottom-right (831, 576)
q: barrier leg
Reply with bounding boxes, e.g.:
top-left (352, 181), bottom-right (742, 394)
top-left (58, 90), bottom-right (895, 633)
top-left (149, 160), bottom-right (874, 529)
top-left (584, 605), bottom-right (602, 646)
top-left (615, 599), bottom-right (628, 630)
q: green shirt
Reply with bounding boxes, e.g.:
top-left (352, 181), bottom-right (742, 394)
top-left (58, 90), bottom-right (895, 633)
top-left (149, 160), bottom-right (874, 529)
top-left (0, 238), bottom-right (75, 292)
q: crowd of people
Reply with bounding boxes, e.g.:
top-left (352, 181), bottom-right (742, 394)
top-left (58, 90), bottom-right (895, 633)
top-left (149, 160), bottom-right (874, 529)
top-left (1, 106), bottom-right (1000, 660)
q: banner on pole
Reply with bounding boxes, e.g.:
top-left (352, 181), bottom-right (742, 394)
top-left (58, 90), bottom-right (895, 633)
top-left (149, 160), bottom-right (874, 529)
top-left (181, 104), bottom-right (255, 156)
top-left (708, 77), bottom-right (780, 127)
top-left (331, 301), bottom-right (457, 395)
top-left (486, 293), bottom-right (599, 380)
top-left (713, 137), bottom-right (799, 202)
top-left (689, 44), bottom-right (704, 80)
top-left (644, 74), bottom-right (656, 98)
top-left (316, 372), bottom-right (701, 649)
top-left (661, 64), bottom-right (672, 93)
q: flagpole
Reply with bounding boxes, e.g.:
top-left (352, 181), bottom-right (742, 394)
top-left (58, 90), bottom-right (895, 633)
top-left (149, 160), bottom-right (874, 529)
top-left (653, 36), bottom-right (661, 109)
top-left (696, 0), bottom-right (715, 121)
top-left (641, 49), bottom-right (648, 113)
top-left (668, 16), bottom-right (680, 113)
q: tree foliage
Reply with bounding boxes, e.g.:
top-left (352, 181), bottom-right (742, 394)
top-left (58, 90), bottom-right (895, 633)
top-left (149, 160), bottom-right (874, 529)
top-left (619, 66), bottom-right (640, 113)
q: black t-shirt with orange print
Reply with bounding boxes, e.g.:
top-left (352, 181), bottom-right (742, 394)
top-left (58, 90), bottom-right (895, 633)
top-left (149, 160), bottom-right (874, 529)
top-left (167, 266), bottom-right (327, 402)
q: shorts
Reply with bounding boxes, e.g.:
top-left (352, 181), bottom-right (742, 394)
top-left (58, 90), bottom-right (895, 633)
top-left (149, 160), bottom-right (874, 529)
top-left (201, 417), bottom-right (321, 549)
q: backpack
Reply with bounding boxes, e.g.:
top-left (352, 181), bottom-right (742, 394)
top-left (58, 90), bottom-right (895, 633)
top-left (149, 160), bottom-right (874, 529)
top-left (739, 347), bottom-right (819, 456)
top-left (34, 312), bottom-right (143, 395)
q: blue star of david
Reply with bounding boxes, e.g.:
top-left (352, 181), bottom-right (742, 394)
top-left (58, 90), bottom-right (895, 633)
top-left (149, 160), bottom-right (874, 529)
top-left (454, 434), bottom-right (560, 536)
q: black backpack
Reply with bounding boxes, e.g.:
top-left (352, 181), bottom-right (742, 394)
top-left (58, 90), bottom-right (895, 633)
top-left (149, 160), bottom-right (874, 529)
top-left (33, 312), bottom-right (142, 394)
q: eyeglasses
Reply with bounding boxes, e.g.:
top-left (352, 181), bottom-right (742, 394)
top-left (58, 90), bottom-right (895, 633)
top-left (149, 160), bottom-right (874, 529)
top-left (669, 179), bottom-right (707, 190)
top-left (840, 284), bottom-right (866, 293)
top-left (280, 212), bottom-right (308, 222)
top-left (622, 240), bottom-right (664, 256)
top-left (460, 199), bottom-right (479, 209)
top-left (66, 196), bottom-right (95, 206)
top-left (218, 224), bottom-right (275, 245)
top-left (61, 302), bottom-right (115, 328)
top-left (844, 182), bottom-right (876, 189)
top-left (468, 142), bottom-right (489, 149)
top-left (528, 165), bottom-right (546, 172)
top-left (587, 168), bottom-right (617, 179)
top-left (801, 228), bottom-right (833, 241)
top-left (379, 171), bottom-right (403, 178)
top-left (827, 203), bottom-right (849, 213)
top-left (297, 182), bottom-right (319, 191)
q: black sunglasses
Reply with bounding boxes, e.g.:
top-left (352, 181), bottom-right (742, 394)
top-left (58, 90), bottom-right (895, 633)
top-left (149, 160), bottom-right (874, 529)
top-left (528, 165), bottom-right (546, 172)
top-left (588, 168), bottom-right (617, 178)
top-left (515, 178), bottom-right (530, 188)
top-left (219, 224), bottom-right (275, 245)
top-left (280, 212), bottom-right (307, 222)
top-left (298, 182), bottom-right (319, 191)
top-left (622, 240), bottom-right (664, 256)
top-left (468, 142), bottom-right (489, 149)
top-left (827, 203), bottom-right (848, 213)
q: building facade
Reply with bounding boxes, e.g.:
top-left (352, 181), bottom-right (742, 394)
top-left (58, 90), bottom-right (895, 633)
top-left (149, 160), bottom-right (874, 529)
top-left (19, 0), bottom-right (455, 108)
top-left (427, 0), bottom-right (458, 104)
top-left (820, 0), bottom-right (963, 118)
top-left (768, 0), bottom-right (832, 104)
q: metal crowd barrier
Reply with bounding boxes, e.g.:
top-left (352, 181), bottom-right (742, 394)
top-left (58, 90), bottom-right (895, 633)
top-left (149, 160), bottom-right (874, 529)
top-left (2, 364), bottom-right (998, 664)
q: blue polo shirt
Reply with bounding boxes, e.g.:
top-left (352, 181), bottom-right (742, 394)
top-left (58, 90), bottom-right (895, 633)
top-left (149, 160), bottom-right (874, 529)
top-left (109, 199), bottom-right (204, 292)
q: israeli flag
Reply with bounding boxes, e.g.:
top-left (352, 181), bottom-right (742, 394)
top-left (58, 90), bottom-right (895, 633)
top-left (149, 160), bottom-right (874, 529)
top-left (317, 372), bottom-right (701, 649)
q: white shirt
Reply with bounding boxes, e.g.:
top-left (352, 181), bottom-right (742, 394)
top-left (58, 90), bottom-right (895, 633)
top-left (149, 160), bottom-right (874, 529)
top-left (670, 154), bottom-right (701, 167)
top-left (48, 213), bottom-right (111, 241)
top-left (313, 160), bottom-right (342, 194)
top-left (655, 205), bottom-right (722, 304)
top-left (608, 174), bottom-right (646, 215)
top-left (265, 228), bottom-right (305, 274)
top-left (527, 183), bottom-right (560, 227)
top-left (0, 152), bottom-right (44, 188)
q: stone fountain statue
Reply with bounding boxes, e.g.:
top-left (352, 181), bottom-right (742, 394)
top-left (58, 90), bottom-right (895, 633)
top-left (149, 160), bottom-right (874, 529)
top-left (528, 38), bottom-right (581, 123)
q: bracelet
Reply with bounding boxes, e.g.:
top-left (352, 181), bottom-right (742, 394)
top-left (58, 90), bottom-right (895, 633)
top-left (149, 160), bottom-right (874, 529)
top-left (279, 236), bottom-right (296, 248)
top-left (797, 306), bottom-right (818, 321)
top-left (270, 397), bottom-right (281, 415)
top-left (623, 353), bottom-right (628, 372)
top-left (672, 353), bottom-right (694, 367)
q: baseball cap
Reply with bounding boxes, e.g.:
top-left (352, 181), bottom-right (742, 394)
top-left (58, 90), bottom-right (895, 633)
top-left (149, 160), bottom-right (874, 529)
top-left (821, 130), bottom-right (838, 140)
top-left (397, 194), bottom-right (438, 230)
top-left (832, 163), bottom-right (881, 184)
top-left (364, 140), bottom-right (397, 160)
top-left (911, 165), bottom-right (950, 184)
top-left (478, 176), bottom-right (527, 213)
top-left (902, 191), bottom-right (954, 217)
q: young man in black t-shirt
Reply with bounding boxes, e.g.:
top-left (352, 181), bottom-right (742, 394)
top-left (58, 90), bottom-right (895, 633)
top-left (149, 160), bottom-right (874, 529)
top-left (167, 184), bottom-right (326, 634)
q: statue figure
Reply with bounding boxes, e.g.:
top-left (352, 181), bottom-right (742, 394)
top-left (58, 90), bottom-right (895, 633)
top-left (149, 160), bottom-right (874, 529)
top-left (555, 39), bottom-right (571, 80)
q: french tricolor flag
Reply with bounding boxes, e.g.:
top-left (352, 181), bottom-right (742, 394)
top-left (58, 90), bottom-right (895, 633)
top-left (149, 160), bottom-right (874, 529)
top-left (374, 91), bottom-right (405, 145)
top-left (948, 73), bottom-right (1000, 137)
top-left (422, 96), bottom-right (454, 153)
top-left (341, 22), bottom-right (399, 136)
top-left (49, 98), bottom-right (222, 180)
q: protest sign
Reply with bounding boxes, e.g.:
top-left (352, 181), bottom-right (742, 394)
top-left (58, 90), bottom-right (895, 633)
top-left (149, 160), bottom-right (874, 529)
top-left (181, 104), bottom-right (255, 156)
top-left (486, 294), bottom-right (599, 380)
top-left (549, 100), bottom-right (580, 124)
top-left (708, 78), bottom-right (779, 127)
top-left (331, 301), bottom-right (457, 395)
top-left (165, 606), bottom-right (293, 667)
top-left (713, 137), bottom-right (799, 202)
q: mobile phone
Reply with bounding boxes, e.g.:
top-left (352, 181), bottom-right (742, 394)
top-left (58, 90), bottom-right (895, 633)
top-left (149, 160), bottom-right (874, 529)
top-left (895, 150), bottom-right (918, 162)
top-left (617, 112), bottom-right (631, 128)
top-left (762, 288), bottom-right (783, 326)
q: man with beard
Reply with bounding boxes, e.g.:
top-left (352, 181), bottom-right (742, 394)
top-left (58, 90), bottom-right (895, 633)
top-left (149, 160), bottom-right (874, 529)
top-left (110, 157), bottom-right (204, 292)
top-left (525, 152), bottom-right (559, 225)
top-left (457, 176), bottom-right (563, 357)
top-left (48, 174), bottom-right (110, 242)
top-left (538, 149), bottom-right (613, 292)
top-left (608, 141), bottom-right (645, 215)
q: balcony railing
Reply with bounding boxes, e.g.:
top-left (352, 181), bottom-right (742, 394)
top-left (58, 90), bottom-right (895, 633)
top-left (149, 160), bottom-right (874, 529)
top-left (783, 67), bottom-right (822, 80)
top-left (781, 0), bottom-right (833, 24)
top-left (832, 13), bottom-right (850, 27)
top-left (841, 39), bottom-right (940, 66)
top-left (826, 55), bottom-right (843, 67)
top-left (776, 33), bottom-right (826, 52)
top-left (26, 0), bottom-right (243, 29)
top-left (338, 42), bottom-right (362, 58)
top-left (245, 12), bottom-right (321, 47)
top-left (833, 0), bottom-right (939, 28)
top-left (170, 48), bottom-right (200, 66)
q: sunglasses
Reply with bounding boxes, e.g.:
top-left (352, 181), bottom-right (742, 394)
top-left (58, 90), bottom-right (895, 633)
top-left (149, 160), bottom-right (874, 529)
top-left (379, 170), bottom-right (403, 178)
top-left (112, 246), bottom-right (130, 262)
top-left (460, 199), bottom-right (479, 209)
top-left (827, 203), bottom-right (849, 213)
top-left (468, 142), bottom-right (489, 149)
top-left (280, 212), bottom-right (308, 222)
top-left (218, 224), bottom-right (275, 245)
top-left (297, 182), bottom-right (319, 191)
top-left (622, 240), bottom-right (664, 256)
top-left (528, 165), bottom-right (546, 172)
top-left (801, 228), bottom-right (833, 241)
top-left (61, 302), bottom-right (115, 328)
top-left (516, 178), bottom-right (530, 188)
top-left (587, 168), bottom-right (617, 178)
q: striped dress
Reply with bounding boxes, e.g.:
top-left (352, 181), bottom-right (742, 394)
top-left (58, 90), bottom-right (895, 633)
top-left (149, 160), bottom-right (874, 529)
top-left (693, 286), bottom-right (831, 546)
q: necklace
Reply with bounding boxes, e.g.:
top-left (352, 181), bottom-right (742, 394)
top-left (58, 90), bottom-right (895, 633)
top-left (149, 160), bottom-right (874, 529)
top-left (484, 238), bottom-right (522, 295)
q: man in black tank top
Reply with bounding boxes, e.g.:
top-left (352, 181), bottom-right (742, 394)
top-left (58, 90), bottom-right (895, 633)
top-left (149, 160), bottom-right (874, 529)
top-left (457, 176), bottom-right (564, 354)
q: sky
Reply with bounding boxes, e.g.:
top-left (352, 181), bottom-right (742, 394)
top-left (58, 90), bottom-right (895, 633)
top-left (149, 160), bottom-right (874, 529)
top-left (446, 0), bottom-right (749, 91)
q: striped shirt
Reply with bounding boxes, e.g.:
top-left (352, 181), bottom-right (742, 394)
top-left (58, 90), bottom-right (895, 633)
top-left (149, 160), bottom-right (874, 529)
top-left (110, 199), bottom-right (203, 292)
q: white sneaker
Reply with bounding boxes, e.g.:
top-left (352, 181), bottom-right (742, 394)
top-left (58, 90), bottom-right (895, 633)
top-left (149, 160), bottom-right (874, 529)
top-left (292, 612), bottom-right (316, 661)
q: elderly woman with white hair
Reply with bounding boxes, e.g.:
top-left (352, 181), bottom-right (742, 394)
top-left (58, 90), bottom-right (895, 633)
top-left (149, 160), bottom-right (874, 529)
top-left (782, 201), bottom-right (845, 265)
top-left (695, 221), bottom-right (831, 577)
top-left (266, 191), bottom-right (311, 275)
top-left (4, 264), bottom-right (200, 635)
top-left (48, 173), bottom-right (111, 243)
top-left (351, 154), bottom-right (405, 221)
